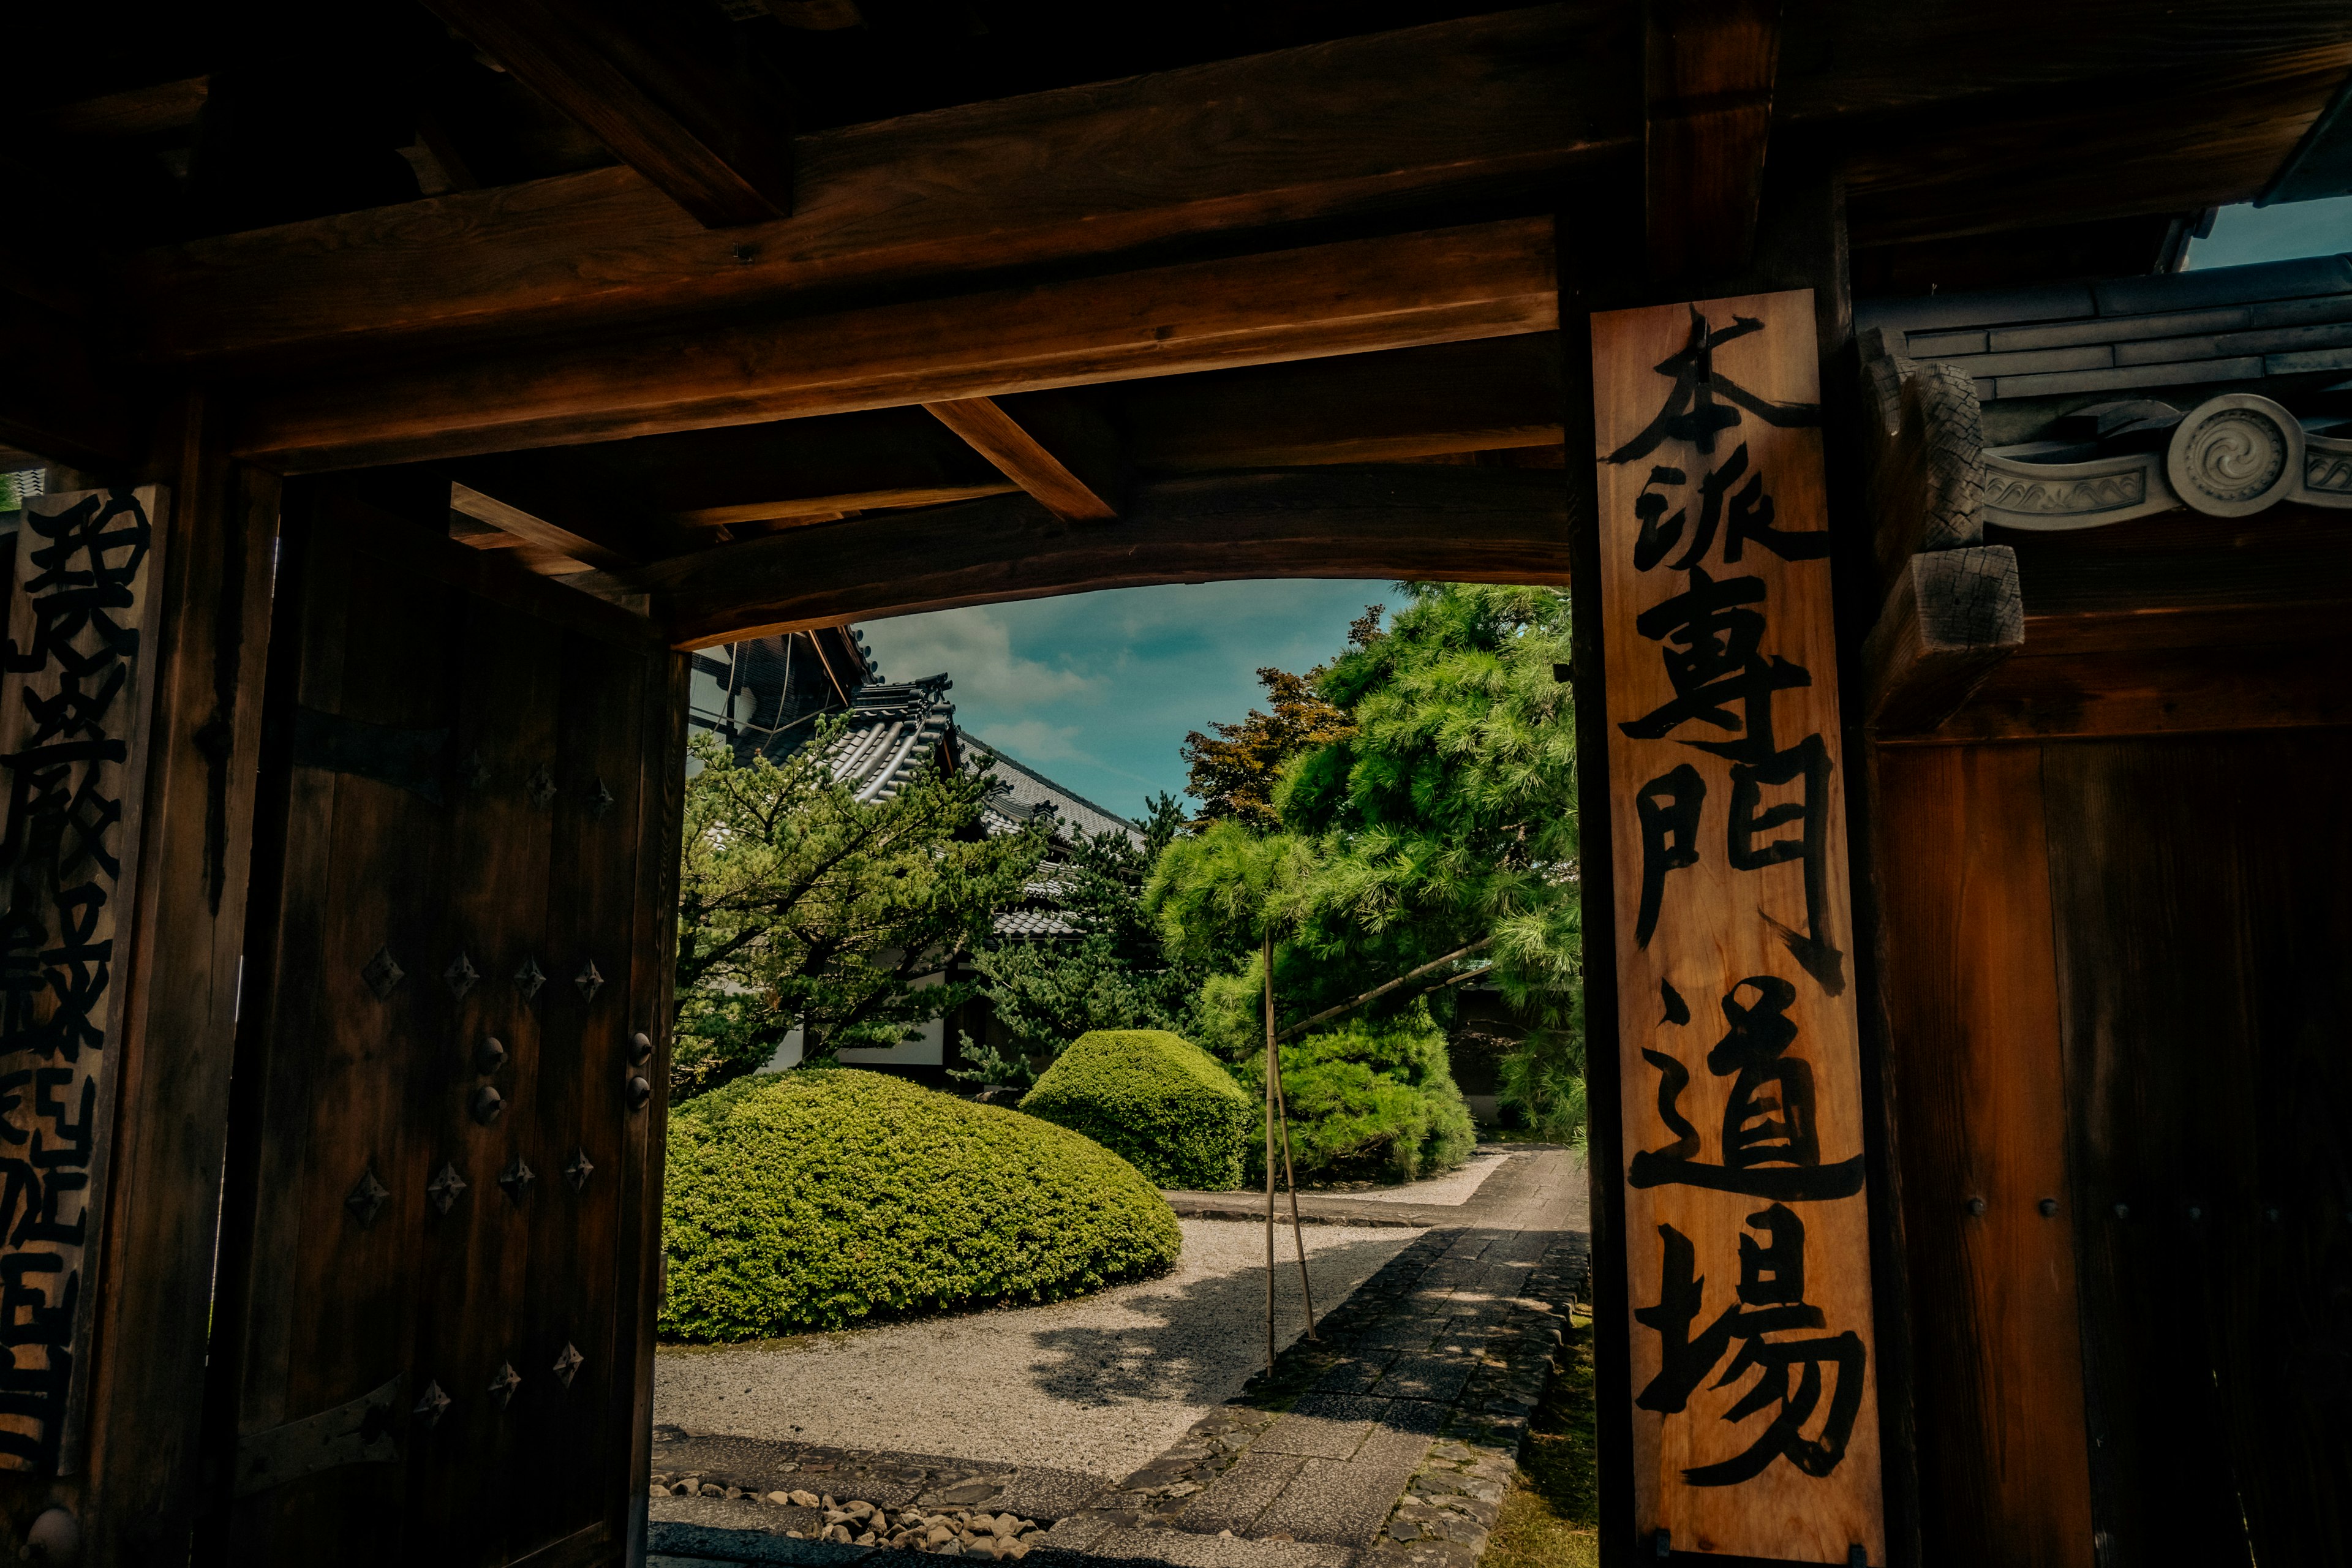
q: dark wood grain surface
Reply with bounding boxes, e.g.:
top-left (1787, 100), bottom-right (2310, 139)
top-left (2044, 734), bottom-right (2352, 1568)
top-left (1871, 745), bottom-right (2094, 1568)
top-left (629, 464), bottom-right (1573, 649)
top-left (228, 218), bottom-right (1559, 472)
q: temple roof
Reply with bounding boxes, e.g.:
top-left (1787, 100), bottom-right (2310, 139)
top-left (970, 747), bottom-right (1143, 849)
top-left (822, 673), bottom-right (958, 804)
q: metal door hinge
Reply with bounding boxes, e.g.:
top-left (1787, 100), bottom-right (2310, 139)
top-left (232, 1376), bottom-right (401, 1499)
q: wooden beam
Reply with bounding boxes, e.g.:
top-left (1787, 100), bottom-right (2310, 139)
top-left (448, 482), bottom-right (633, 570)
top-left (442, 453), bottom-right (698, 562)
top-left (922, 393), bottom-right (1124, 521)
top-left (27, 75), bottom-right (208, 141)
top-left (1861, 546), bottom-right (2024, 736)
top-left (418, 0), bottom-right (793, 227)
top-left (123, 6), bottom-right (1627, 369)
top-left (1645, 0), bottom-right (1783, 278)
top-left (1894, 641), bottom-right (2352, 743)
top-left (119, 4), bottom-right (2352, 372)
top-left (1845, 45), bottom-right (2352, 247)
top-left (622, 464), bottom-right (1572, 648)
top-left (2260, 61), bottom-right (2352, 202)
top-left (230, 218), bottom-right (1560, 472)
top-left (673, 483), bottom-right (1016, 529)
top-left (1119, 335), bottom-right (1564, 469)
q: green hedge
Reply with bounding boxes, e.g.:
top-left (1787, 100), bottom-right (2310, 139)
top-left (1248, 1011), bottom-right (1476, 1185)
top-left (661, 1069), bottom-right (1180, 1342)
top-left (1020, 1030), bottom-right (1253, 1190)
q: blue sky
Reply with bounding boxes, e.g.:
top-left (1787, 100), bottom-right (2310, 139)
top-left (2186, 195), bottom-right (2352, 269)
top-left (861, 199), bottom-right (2352, 823)
top-left (859, 581), bottom-right (1393, 822)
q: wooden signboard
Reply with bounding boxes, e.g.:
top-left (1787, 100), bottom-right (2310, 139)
top-left (0, 487), bottom-right (167, 1473)
top-left (1589, 293), bottom-right (1883, 1562)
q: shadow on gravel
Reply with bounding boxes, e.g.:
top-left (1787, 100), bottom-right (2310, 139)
top-left (1020, 1234), bottom-right (1408, 1411)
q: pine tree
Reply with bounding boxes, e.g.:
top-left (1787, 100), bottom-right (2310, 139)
top-left (673, 731), bottom-right (1049, 1099)
top-left (1149, 583), bottom-right (1585, 1140)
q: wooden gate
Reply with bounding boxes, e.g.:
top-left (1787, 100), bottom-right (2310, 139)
top-left (197, 483), bottom-right (686, 1566)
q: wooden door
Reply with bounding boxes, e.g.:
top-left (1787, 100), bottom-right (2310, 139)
top-left (197, 484), bottom-right (686, 1567)
top-left (2043, 733), bottom-right (2352, 1568)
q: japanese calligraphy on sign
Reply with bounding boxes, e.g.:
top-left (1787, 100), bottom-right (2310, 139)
top-left (0, 488), bottom-right (165, 1474)
top-left (1591, 296), bottom-right (1882, 1562)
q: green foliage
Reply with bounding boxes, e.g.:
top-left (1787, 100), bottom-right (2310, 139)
top-left (1020, 1030), bottom-right (1253, 1190)
top-left (954, 796), bottom-right (1207, 1088)
top-left (673, 731), bottom-right (1049, 1099)
top-left (1180, 660), bottom-right (1362, 828)
top-left (661, 1069), bottom-right (1181, 1341)
top-left (1247, 1008), bottom-right (1476, 1184)
top-left (1148, 582), bottom-right (1587, 1145)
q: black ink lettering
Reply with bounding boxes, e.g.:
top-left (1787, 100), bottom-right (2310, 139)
top-left (1634, 1209), bottom-right (1866, 1485)
top-left (1660, 979), bottom-right (1690, 1027)
top-left (1634, 466), bottom-right (1691, 571)
top-left (1627, 977), bottom-right (1864, 1200)
top-left (1635, 764), bottom-right (1705, 948)
top-left (1605, 308), bottom-right (1822, 466)
top-left (0, 488), bottom-right (151, 1469)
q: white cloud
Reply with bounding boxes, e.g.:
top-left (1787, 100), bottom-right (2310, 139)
top-left (858, 606), bottom-right (1098, 709)
top-left (976, 719), bottom-right (1091, 764)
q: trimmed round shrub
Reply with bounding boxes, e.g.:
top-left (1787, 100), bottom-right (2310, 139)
top-left (1020, 1030), bottom-right (1253, 1190)
top-left (1248, 1010), bottom-right (1476, 1185)
top-left (661, 1068), bottom-right (1180, 1342)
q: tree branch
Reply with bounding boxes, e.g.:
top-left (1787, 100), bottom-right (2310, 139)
top-left (1273, 934), bottom-right (1493, 1043)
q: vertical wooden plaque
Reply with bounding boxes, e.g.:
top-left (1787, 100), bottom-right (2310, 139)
top-left (0, 487), bottom-right (167, 1473)
top-left (1589, 293), bottom-right (1883, 1562)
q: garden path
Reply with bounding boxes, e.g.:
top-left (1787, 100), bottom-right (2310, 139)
top-left (649, 1144), bottom-right (1588, 1566)
top-left (654, 1219), bottom-right (1421, 1481)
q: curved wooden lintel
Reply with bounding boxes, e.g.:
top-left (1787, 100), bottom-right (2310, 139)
top-left (631, 464), bottom-right (1574, 649)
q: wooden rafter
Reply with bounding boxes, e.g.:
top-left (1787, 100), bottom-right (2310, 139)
top-left (611, 465), bottom-right (1572, 649)
top-left (1644, 0), bottom-right (1784, 279)
top-left (230, 219), bottom-right (1558, 472)
top-left (420, 0), bottom-right (793, 227)
top-left (448, 483), bottom-right (627, 572)
top-left (922, 394), bottom-right (1123, 521)
top-left (442, 454), bottom-right (698, 565)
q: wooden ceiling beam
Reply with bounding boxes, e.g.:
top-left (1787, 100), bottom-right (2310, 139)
top-left (230, 217), bottom-right (1559, 473)
top-left (125, 6), bottom-right (1627, 369)
top-left (27, 76), bottom-right (208, 141)
top-left (1845, 45), bottom-right (2352, 247)
top-left (442, 453), bottom-right (701, 565)
top-left (922, 392), bottom-right (1125, 521)
top-left (118, 4), bottom-right (2352, 373)
top-left (615, 464), bottom-right (1573, 649)
top-left (1118, 335), bottom-right (1564, 469)
top-left (673, 483), bottom-right (1017, 530)
top-left (419, 0), bottom-right (793, 227)
top-left (447, 481), bottom-right (630, 571)
top-left (1645, 0), bottom-right (1783, 279)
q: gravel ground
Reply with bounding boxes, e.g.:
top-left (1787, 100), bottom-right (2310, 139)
top-left (655, 1219), bottom-right (1421, 1483)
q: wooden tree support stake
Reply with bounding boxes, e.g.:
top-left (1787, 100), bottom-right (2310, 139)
top-left (1263, 932), bottom-right (1317, 1372)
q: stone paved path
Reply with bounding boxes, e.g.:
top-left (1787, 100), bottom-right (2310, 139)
top-left (649, 1144), bottom-right (1588, 1568)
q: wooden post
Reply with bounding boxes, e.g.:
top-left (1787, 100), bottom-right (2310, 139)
top-left (1269, 1025), bottom-right (1318, 1343)
top-left (67, 394), bottom-right (279, 1562)
top-left (1263, 932), bottom-right (1278, 1373)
